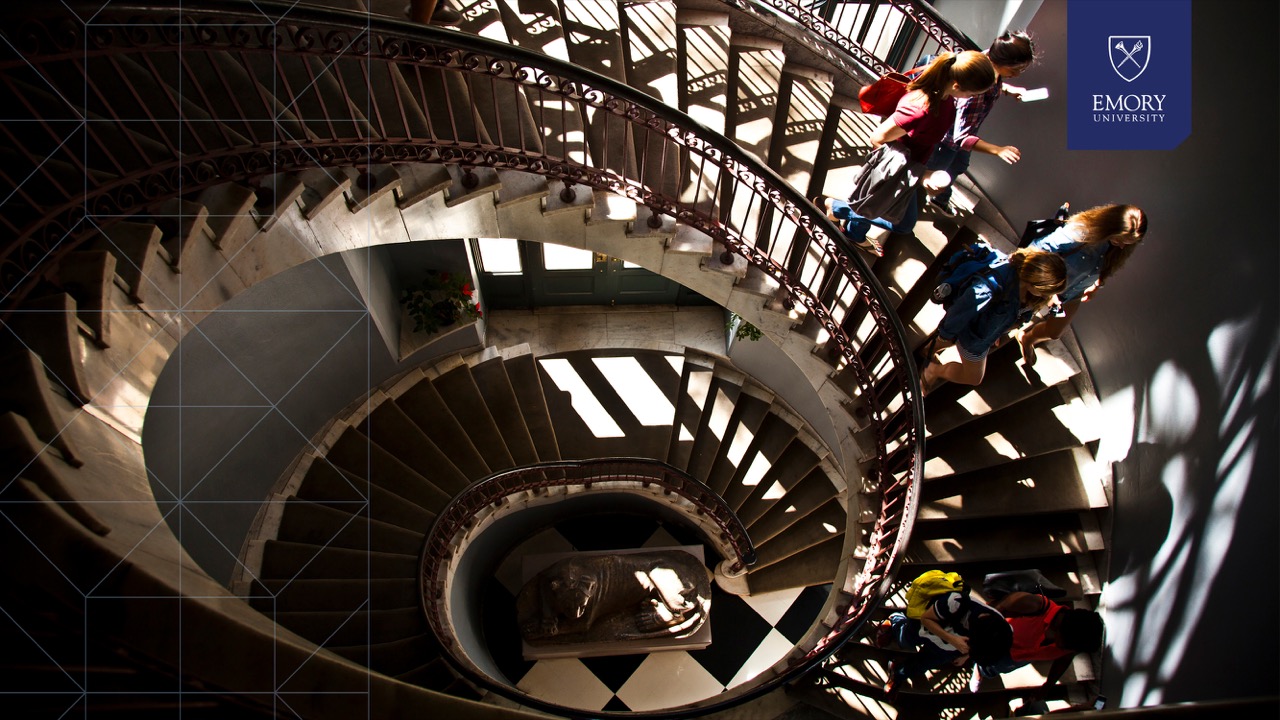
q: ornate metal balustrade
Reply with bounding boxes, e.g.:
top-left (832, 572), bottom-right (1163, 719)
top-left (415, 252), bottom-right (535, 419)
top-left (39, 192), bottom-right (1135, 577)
top-left (0, 0), bottom-right (923, 714)
top-left (726, 0), bottom-right (978, 81)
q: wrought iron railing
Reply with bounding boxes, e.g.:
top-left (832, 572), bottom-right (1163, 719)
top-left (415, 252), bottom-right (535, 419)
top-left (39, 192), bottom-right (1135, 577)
top-left (0, 0), bottom-right (924, 714)
top-left (716, 0), bottom-right (977, 91)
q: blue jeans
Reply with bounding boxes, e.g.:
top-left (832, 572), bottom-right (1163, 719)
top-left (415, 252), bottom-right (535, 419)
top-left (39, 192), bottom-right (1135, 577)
top-left (888, 612), bottom-right (964, 680)
top-left (926, 144), bottom-right (971, 206)
top-left (828, 193), bottom-right (919, 244)
top-left (978, 655), bottom-right (1029, 678)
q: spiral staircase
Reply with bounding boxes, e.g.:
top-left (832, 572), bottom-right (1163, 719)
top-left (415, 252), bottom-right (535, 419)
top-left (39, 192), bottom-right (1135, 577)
top-left (0, 0), bottom-right (1109, 718)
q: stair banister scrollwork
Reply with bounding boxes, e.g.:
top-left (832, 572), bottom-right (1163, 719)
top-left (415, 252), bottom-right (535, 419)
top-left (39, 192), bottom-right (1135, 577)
top-left (0, 0), bottom-right (924, 709)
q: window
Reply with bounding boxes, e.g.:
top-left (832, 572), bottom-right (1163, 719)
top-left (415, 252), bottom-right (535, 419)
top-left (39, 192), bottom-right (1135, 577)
top-left (476, 238), bottom-right (522, 273)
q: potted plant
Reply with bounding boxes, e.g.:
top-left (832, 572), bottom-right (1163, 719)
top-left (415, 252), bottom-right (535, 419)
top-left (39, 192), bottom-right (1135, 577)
top-left (402, 270), bottom-right (483, 334)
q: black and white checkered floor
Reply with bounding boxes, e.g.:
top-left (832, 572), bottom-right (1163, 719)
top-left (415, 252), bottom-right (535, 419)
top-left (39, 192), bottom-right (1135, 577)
top-left (479, 513), bottom-right (830, 712)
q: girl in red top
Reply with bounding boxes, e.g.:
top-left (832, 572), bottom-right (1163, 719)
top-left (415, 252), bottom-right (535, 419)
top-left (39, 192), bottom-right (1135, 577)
top-left (820, 51), bottom-right (996, 255)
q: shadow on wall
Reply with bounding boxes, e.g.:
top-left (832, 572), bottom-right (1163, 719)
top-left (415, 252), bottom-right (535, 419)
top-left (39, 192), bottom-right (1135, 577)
top-left (1099, 311), bottom-right (1279, 705)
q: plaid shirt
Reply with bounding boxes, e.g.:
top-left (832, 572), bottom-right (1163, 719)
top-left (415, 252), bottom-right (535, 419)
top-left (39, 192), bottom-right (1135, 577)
top-left (942, 76), bottom-right (1004, 151)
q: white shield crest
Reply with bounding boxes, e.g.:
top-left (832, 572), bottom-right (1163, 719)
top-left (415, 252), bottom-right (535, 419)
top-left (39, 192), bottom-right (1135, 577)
top-left (1109, 36), bottom-right (1151, 82)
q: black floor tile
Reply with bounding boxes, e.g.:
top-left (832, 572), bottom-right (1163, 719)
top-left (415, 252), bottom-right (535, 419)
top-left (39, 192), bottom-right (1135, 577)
top-left (688, 588), bottom-right (772, 685)
top-left (774, 584), bottom-right (832, 644)
top-left (555, 513), bottom-right (660, 551)
top-left (602, 696), bottom-right (631, 711)
top-left (580, 654), bottom-right (648, 693)
top-left (479, 577), bottom-right (535, 684)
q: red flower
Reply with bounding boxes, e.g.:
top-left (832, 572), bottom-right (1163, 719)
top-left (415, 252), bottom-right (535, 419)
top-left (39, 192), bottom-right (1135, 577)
top-left (462, 282), bottom-right (473, 297)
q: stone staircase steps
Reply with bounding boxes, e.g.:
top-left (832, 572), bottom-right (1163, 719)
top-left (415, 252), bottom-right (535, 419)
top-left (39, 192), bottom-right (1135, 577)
top-left (328, 634), bottom-right (440, 677)
top-left (904, 513), bottom-right (1104, 566)
top-left (920, 447), bottom-right (1107, 521)
top-left (326, 426), bottom-right (453, 513)
top-left (503, 351), bottom-right (562, 462)
top-left (745, 466), bottom-right (842, 543)
top-left (734, 437), bottom-right (823, 524)
top-left (272, 607), bottom-right (426, 647)
top-left (433, 363), bottom-right (518, 474)
top-left (394, 378), bottom-right (492, 480)
top-left (358, 400), bottom-right (471, 496)
top-left (743, 534), bottom-right (844, 593)
top-left (924, 339), bottom-right (1083, 437)
top-left (258, 540), bottom-right (419, 581)
top-left (685, 362), bottom-right (747, 479)
top-left (923, 385), bottom-right (1100, 480)
top-left (721, 410), bottom-right (799, 511)
top-left (276, 497), bottom-right (425, 555)
top-left (250, 578), bottom-right (422, 613)
top-left (294, 459), bottom-right (438, 533)
top-left (703, 387), bottom-right (773, 496)
top-left (472, 355), bottom-right (542, 467)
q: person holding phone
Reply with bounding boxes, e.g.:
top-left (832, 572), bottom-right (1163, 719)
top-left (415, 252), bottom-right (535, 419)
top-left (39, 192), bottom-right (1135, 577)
top-left (926, 31), bottom-right (1039, 216)
top-left (817, 51), bottom-right (997, 255)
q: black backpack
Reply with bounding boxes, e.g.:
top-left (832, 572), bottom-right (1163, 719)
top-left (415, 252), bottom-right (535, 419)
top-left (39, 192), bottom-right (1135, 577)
top-left (931, 240), bottom-right (1006, 308)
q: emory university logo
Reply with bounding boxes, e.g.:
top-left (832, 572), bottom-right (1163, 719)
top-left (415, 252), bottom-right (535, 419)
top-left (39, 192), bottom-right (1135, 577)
top-left (1109, 36), bottom-right (1151, 82)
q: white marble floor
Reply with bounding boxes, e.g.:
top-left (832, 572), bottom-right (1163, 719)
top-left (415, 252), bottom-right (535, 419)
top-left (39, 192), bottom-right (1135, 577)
top-left (484, 305), bottom-right (728, 358)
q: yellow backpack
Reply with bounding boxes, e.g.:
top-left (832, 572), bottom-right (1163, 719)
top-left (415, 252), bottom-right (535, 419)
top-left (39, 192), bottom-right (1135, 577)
top-left (905, 570), bottom-right (966, 619)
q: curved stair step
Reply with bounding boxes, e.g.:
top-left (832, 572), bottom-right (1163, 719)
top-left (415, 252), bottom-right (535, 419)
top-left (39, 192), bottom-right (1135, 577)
top-left (745, 533), bottom-right (842, 593)
top-left (704, 387), bottom-right (774, 496)
top-left (277, 498), bottom-right (425, 556)
top-left (250, 578), bottom-right (421, 613)
top-left (327, 426), bottom-right (453, 513)
top-left (920, 447), bottom-right (1108, 521)
top-left (666, 350), bottom-right (714, 469)
top-left (358, 401), bottom-right (470, 496)
top-left (923, 385), bottom-right (1099, 479)
top-left (272, 607), bottom-right (426, 648)
top-left (685, 362), bottom-right (747, 479)
top-left (734, 436), bottom-right (823, 523)
top-left (471, 355), bottom-right (540, 467)
top-left (433, 363), bottom-right (517, 472)
top-left (745, 466), bottom-right (841, 543)
top-left (502, 351), bottom-right (561, 462)
top-left (925, 340), bottom-right (1082, 437)
top-left (721, 410), bottom-right (799, 511)
top-left (750, 499), bottom-right (845, 568)
top-left (295, 460), bottom-right (437, 534)
top-left (259, 540), bottom-right (418, 581)
top-left (328, 634), bottom-right (440, 677)
top-left (394, 376), bottom-right (491, 480)
top-left (904, 513), bottom-right (1104, 566)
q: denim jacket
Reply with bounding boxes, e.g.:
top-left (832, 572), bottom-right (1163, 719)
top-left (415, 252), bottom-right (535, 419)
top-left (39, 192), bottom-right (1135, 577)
top-left (937, 257), bottom-right (1031, 358)
top-left (1031, 226), bottom-right (1111, 304)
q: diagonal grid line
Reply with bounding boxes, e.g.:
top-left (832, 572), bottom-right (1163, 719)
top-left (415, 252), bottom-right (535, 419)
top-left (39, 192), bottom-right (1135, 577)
top-left (0, 602), bottom-right (87, 692)
top-left (83, 217), bottom-right (182, 310)
top-left (178, 406), bottom-right (279, 501)
top-left (179, 503), bottom-right (277, 587)
top-left (0, 122), bottom-right (88, 212)
top-left (272, 310), bottom-right (371, 405)
top-left (82, 502), bottom-right (182, 596)
top-left (259, 505), bottom-right (369, 597)
top-left (0, 509), bottom-right (88, 596)
top-left (274, 597), bottom-right (370, 690)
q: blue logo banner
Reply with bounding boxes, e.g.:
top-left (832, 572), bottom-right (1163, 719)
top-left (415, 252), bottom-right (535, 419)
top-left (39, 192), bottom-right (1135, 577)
top-left (1068, 0), bottom-right (1191, 150)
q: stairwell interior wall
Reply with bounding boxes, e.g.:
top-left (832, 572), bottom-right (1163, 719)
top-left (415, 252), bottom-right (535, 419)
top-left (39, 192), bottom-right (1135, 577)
top-left (933, 0), bottom-right (1043, 47)
top-left (144, 254), bottom-right (422, 586)
top-left (962, 0), bottom-right (1279, 706)
top-left (339, 244), bottom-right (401, 358)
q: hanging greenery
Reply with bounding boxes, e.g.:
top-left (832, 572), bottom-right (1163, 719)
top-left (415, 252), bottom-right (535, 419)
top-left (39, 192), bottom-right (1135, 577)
top-left (727, 312), bottom-right (763, 342)
top-left (402, 270), bottom-right (483, 334)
